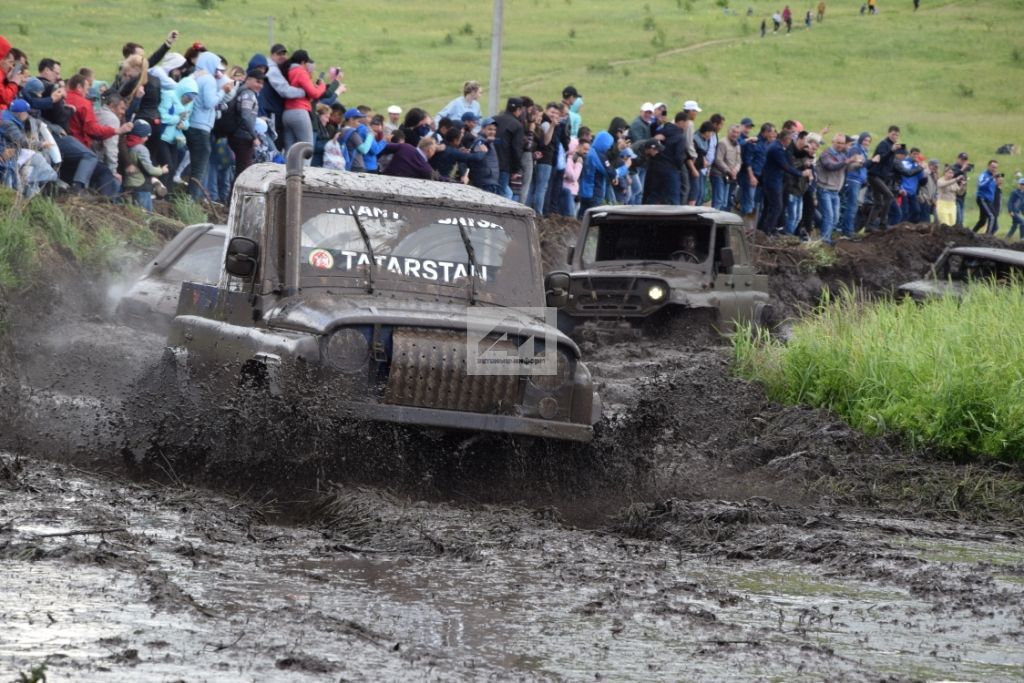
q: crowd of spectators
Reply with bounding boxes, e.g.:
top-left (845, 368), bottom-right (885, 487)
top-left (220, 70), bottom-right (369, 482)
top-left (0, 30), bottom-right (1019, 240)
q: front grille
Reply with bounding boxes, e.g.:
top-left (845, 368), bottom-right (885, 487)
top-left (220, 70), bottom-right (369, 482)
top-left (573, 276), bottom-right (655, 313)
top-left (384, 328), bottom-right (520, 413)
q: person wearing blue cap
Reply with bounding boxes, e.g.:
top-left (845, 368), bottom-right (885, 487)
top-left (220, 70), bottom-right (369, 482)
top-left (339, 107), bottom-right (371, 172)
top-left (123, 119), bottom-right (169, 212)
top-left (0, 98), bottom-right (60, 196)
top-left (460, 111), bottom-right (481, 146)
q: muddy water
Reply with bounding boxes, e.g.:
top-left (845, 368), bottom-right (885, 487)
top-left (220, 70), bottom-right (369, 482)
top-left (3, 455), bottom-right (1023, 682)
top-left (3, 280), bottom-right (1024, 680)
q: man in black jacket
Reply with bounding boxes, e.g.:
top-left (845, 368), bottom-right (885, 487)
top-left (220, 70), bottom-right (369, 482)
top-left (643, 111), bottom-right (687, 205)
top-left (865, 125), bottom-right (902, 230)
top-left (493, 97), bottom-right (524, 199)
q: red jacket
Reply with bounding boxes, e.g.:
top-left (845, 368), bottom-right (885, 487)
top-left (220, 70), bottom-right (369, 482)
top-left (284, 66), bottom-right (325, 112)
top-left (0, 35), bottom-right (17, 111)
top-left (65, 88), bottom-right (118, 147)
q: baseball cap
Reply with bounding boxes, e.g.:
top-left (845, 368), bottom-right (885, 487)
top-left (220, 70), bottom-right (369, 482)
top-left (387, 105), bottom-right (402, 115)
top-left (344, 108), bottom-right (365, 120)
top-left (9, 99), bottom-right (30, 113)
top-left (131, 119), bottom-right (152, 137)
top-left (654, 102), bottom-right (666, 111)
top-left (270, 43), bottom-right (287, 55)
top-left (1018, 177), bottom-right (1024, 185)
top-left (643, 140), bottom-right (664, 152)
top-left (22, 77), bottom-right (45, 97)
top-left (245, 68), bottom-right (266, 81)
top-left (562, 85), bottom-right (580, 99)
top-left (740, 117), bottom-right (755, 126)
top-left (507, 97), bottom-right (524, 109)
top-left (683, 99), bottom-right (702, 112)
top-left (461, 111), bottom-right (481, 122)
top-left (641, 102), bottom-right (655, 112)
top-left (481, 117), bottom-right (496, 127)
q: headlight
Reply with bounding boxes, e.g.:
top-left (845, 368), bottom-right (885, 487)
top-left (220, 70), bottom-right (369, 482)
top-left (529, 349), bottom-right (572, 391)
top-left (647, 285), bottom-right (667, 302)
top-left (323, 328), bottom-right (370, 372)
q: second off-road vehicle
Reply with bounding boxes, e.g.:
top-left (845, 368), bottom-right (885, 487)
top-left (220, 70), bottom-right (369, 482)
top-left (546, 205), bottom-right (773, 334)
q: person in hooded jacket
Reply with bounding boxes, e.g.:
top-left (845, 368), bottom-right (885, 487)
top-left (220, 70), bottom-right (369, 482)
top-left (577, 130), bottom-right (627, 217)
top-left (282, 49), bottom-right (325, 153)
top-left (186, 51), bottom-right (228, 199)
top-left (158, 76), bottom-right (197, 188)
top-left (229, 69), bottom-right (265, 192)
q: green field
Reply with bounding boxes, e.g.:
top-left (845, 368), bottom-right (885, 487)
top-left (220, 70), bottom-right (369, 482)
top-left (3, 0), bottom-right (1023, 181)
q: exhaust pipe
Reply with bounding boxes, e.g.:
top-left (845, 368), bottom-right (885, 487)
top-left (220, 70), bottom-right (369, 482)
top-left (283, 142), bottom-right (313, 297)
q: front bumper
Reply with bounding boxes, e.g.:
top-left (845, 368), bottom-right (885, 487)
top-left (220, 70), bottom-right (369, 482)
top-left (332, 400), bottom-right (595, 442)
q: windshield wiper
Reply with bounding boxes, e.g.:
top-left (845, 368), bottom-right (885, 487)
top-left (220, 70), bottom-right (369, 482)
top-left (351, 208), bottom-right (375, 294)
top-left (457, 223), bottom-right (478, 305)
top-left (607, 260), bottom-right (675, 269)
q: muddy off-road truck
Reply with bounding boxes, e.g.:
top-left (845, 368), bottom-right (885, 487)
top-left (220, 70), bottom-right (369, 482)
top-left (546, 205), bottom-right (773, 334)
top-left (898, 245), bottom-right (1024, 301)
top-left (155, 144), bottom-right (599, 443)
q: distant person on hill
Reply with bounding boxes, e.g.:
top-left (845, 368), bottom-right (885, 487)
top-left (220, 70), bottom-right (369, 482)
top-left (761, 19), bottom-right (767, 37)
top-left (1007, 178), bottom-right (1024, 239)
top-left (817, 1), bottom-right (826, 21)
top-left (783, 6), bottom-right (793, 32)
top-left (868, 0), bottom-right (878, 14)
top-left (972, 160), bottom-right (1001, 235)
top-left (772, 11), bottom-right (782, 32)
top-left (805, 11), bottom-right (813, 27)
top-left (913, 0), bottom-right (920, 10)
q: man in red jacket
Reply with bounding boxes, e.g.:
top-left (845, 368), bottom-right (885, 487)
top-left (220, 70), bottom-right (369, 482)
top-left (0, 35), bottom-right (28, 111)
top-left (64, 73), bottom-right (132, 149)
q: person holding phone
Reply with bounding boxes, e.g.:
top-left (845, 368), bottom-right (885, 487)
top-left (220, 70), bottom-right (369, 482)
top-left (864, 124), bottom-right (902, 230)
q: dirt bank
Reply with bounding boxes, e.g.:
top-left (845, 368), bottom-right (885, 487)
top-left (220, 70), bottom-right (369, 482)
top-left (2, 206), bottom-right (1024, 681)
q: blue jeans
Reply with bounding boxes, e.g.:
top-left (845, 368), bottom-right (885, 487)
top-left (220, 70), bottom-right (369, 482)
top-left (498, 170), bottom-right (513, 200)
top-left (901, 194), bottom-right (921, 223)
top-left (784, 193), bottom-right (804, 234)
top-left (628, 172), bottom-right (643, 205)
top-left (133, 190), bottom-right (154, 212)
top-left (711, 175), bottom-right (734, 210)
top-left (739, 180), bottom-right (761, 215)
top-left (56, 135), bottom-right (98, 187)
top-left (1008, 215), bottom-right (1024, 239)
top-left (529, 163), bottom-right (553, 216)
top-left (688, 172), bottom-right (705, 204)
top-left (839, 179), bottom-right (862, 235)
top-left (817, 188), bottom-right (840, 243)
top-left (186, 128), bottom-right (213, 200)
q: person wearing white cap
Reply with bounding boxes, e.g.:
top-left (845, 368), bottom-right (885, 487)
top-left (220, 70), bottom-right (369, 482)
top-left (681, 102), bottom-right (701, 204)
top-left (653, 102), bottom-right (668, 127)
top-left (385, 105), bottom-right (401, 135)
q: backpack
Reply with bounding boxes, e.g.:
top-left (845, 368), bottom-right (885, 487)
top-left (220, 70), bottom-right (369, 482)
top-left (212, 95), bottom-right (243, 138)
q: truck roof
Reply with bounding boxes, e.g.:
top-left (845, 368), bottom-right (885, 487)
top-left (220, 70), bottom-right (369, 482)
top-left (234, 164), bottom-right (535, 218)
top-left (947, 246), bottom-right (1024, 266)
top-left (583, 205), bottom-right (743, 224)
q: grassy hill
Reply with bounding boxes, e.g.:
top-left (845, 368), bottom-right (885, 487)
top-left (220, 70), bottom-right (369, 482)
top-left (3, 0), bottom-right (1023, 179)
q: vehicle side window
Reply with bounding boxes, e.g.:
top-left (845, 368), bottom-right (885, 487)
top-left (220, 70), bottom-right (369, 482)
top-left (237, 194), bottom-right (266, 240)
top-left (581, 227), bottom-right (599, 265)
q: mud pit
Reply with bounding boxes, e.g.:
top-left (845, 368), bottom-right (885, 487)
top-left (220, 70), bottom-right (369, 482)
top-left (2, 218), bottom-right (1024, 681)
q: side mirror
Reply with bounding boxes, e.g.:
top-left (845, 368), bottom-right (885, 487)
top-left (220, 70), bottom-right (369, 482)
top-left (719, 247), bottom-right (735, 271)
top-left (545, 271), bottom-right (571, 308)
top-left (225, 236), bottom-right (260, 279)
top-left (566, 246), bottom-right (575, 265)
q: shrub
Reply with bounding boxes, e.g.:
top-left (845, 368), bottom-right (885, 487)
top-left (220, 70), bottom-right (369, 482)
top-left (733, 285), bottom-right (1024, 461)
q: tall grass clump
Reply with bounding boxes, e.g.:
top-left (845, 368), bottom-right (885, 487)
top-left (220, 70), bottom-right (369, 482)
top-left (734, 285), bottom-right (1024, 461)
top-left (0, 189), bottom-right (41, 289)
top-left (171, 194), bottom-right (209, 225)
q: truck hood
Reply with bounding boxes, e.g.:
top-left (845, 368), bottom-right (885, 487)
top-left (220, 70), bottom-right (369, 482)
top-left (569, 266), bottom-right (707, 285)
top-left (264, 295), bottom-right (580, 355)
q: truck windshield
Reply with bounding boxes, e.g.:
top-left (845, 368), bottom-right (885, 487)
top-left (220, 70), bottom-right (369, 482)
top-left (297, 196), bottom-right (539, 304)
top-left (582, 220), bottom-right (713, 266)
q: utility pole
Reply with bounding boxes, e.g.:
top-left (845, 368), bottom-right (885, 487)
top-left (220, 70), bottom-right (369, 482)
top-left (488, 0), bottom-right (503, 116)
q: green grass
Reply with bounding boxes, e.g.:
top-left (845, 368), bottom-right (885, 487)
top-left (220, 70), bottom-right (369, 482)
top-left (0, 192), bottom-right (39, 290)
top-left (2, 0), bottom-right (1021, 183)
top-left (170, 194), bottom-right (208, 225)
top-left (733, 285), bottom-right (1024, 461)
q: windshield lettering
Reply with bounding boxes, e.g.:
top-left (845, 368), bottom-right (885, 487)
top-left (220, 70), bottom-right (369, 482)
top-left (337, 251), bottom-right (491, 283)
